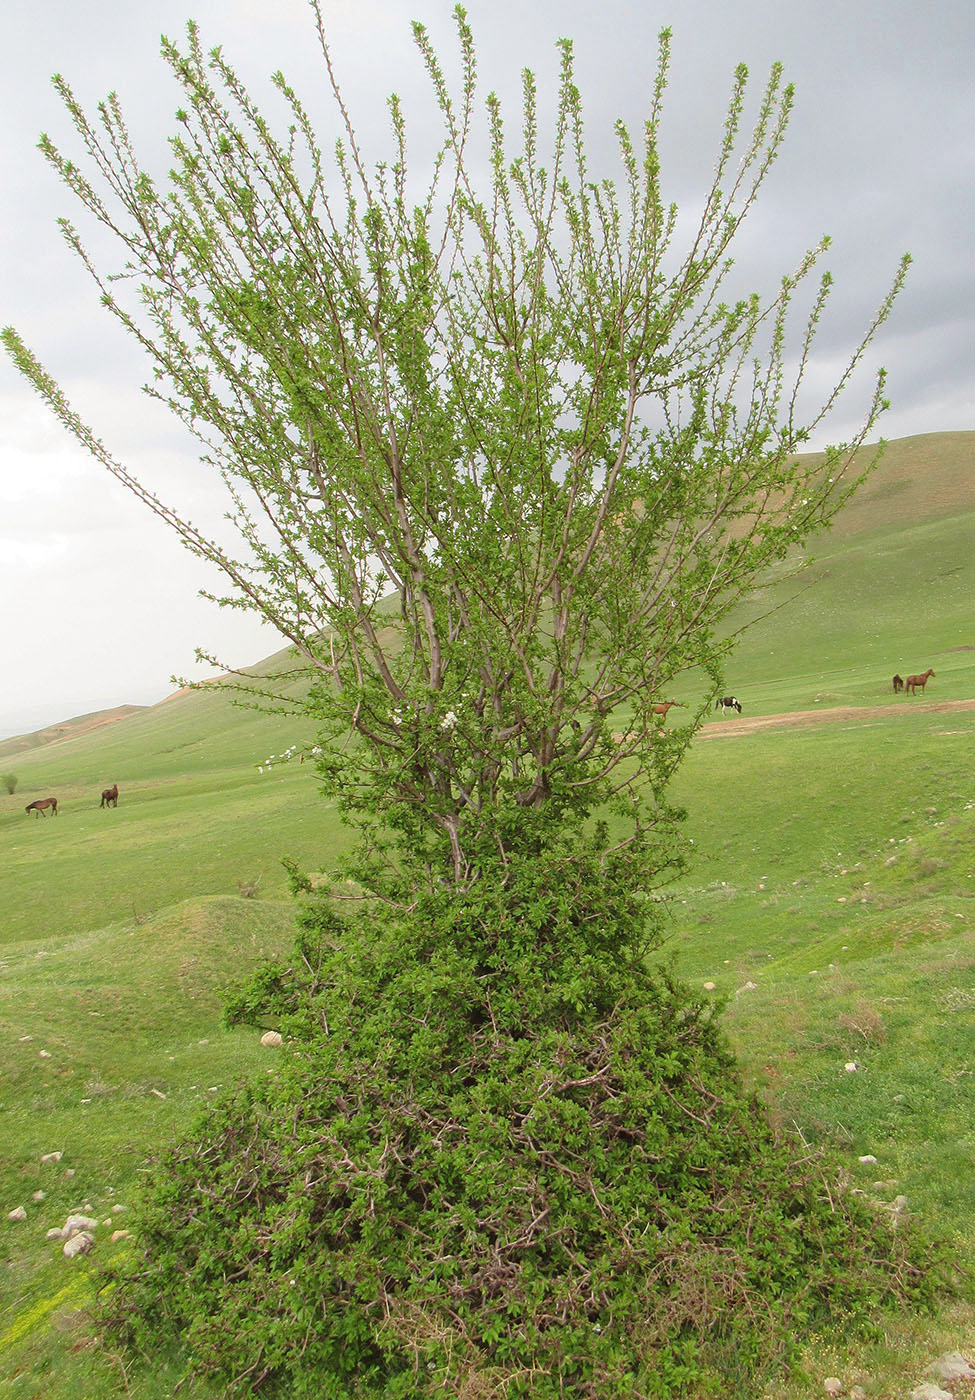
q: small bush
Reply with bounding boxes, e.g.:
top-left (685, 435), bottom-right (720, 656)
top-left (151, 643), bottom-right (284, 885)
top-left (101, 866), bottom-right (950, 1398)
top-left (837, 1001), bottom-right (887, 1046)
top-left (1, 773), bottom-right (17, 795)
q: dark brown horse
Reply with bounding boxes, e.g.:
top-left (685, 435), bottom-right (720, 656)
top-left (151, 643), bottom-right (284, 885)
top-left (26, 798), bottom-right (57, 817)
top-left (904, 668), bottom-right (935, 695)
top-left (892, 674), bottom-right (904, 693)
top-left (100, 784), bottom-right (119, 808)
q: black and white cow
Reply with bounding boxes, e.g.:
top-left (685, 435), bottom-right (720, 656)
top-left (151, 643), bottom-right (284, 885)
top-left (715, 696), bottom-right (742, 715)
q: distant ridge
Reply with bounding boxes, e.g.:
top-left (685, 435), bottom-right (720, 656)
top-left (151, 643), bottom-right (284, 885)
top-left (0, 704), bottom-right (148, 761)
top-left (824, 430), bottom-right (974, 538)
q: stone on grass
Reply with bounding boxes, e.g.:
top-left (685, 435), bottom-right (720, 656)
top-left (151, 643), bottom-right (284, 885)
top-left (32, 1190), bottom-right (45, 1202)
top-left (844, 1061), bottom-right (858, 1072)
top-left (111, 1229), bottom-right (131, 1244)
top-left (7, 1206), bottom-right (27, 1222)
top-left (260, 1030), bottom-right (283, 1048)
top-left (857, 1154), bottom-right (877, 1164)
top-left (823, 1379), bottom-right (843, 1396)
top-left (910, 1385), bottom-right (952, 1400)
top-left (62, 1213), bottom-right (99, 1237)
top-left (40, 1151), bottom-right (63, 1164)
top-left (928, 1351), bottom-right (975, 1381)
top-left (703, 981), bottom-right (716, 990)
top-left (47, 1227), bottom-right (66, 1240)
top-left (62, 1232), bottom-right (94, 1259)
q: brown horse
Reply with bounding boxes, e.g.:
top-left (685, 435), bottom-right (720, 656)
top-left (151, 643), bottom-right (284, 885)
top-left (26, 798), bottom-right (58, 817)
top-left (904, 668), bottom-right (935, 695)
top-left (892, 674), bottom-right (904, 693)
top-left (100, 784), bottom-right (119, 808)
top-left (650, 701), bottom-right (680, 721)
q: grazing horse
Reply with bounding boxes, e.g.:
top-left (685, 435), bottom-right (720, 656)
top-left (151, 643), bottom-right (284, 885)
top-left (715, 696), bottom-right (742, 715)
top-left (904, 668), bottom-right (935, 696)
top-left (26, 798), bottom-right (58, 817)
top-left (100, 784), bottom-right (119, 808)
top-left (892, 674), bottom-right (904, 693)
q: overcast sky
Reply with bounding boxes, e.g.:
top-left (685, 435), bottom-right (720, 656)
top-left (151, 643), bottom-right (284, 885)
top-left (2, 0), bottom-right (972, 740)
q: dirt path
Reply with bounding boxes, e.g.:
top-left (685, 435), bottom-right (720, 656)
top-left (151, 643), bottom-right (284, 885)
top-left (699, 696), bottom-right (975, 738)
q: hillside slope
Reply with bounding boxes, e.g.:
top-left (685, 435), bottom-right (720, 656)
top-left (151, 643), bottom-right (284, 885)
top-left (0, 705), bottom-right (147, 762)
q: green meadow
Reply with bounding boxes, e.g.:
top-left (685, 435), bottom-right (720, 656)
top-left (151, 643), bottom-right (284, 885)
top-left (1, 432), bottom-right (973, 1398)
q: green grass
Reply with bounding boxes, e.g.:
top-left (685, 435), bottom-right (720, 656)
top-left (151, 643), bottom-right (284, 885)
top-left (723, 507), bottom-right (975, 711)
top-left (1, 897), bottom-right (297, 1399)
top-left (1, 432), bottom-right (973, 1397)
top-left (0, 765), bottom-right (353, 947)
top-left (669, 716), bottom-right (975, 1225)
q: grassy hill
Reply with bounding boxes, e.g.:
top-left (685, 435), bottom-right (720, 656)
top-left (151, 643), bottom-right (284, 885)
top-left (0, 706), bottom-right (147, 763)
top-left (1, 431), bottom-right (973, 1398)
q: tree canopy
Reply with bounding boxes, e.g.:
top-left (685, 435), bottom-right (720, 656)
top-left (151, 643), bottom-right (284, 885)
top-left (4, 6), bottom-right (907, 900)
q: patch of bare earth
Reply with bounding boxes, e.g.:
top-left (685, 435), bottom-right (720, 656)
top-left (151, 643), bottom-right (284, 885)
top-left (700, 697), bottom-right (975, 738)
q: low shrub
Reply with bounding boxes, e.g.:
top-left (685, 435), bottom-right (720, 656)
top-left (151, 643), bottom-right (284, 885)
top-left (100, 860), bottom-right (950, 1398)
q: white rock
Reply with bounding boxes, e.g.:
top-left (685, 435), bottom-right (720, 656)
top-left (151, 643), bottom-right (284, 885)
top-left (62, 1232), bottom-right (94, 1259)
top-left (260, 1031), bottom-right (284, 1048)
top-left (40, 1151), bottom-right (63, 1164)
top-left (910, 1385), bottom-right (953, 1400)
top-left (46, 1227), bottom-right (66, 1240)
top-left (703, 981), bottom-right (716, 991)
top-left (64, 1168), bottom-right (75, 1178)
top-left (63, 1213), bottom-right (99, 1237)
top-left (103, 1219), bottom-right (112, 1228)
top-left (38, 1050), bottom-right (51, 1059)
top-left (32, 1190), bottom-right (46, 1202)
top-left (891, 1195), bottom-right (909, 1211)
top-left (7, 1206), bottom-right (27, 1222)
top-left (928, 1352), bottom-right (975, 1381)
top-left (844, 1061), bottom-right (858, 1072)
top-left (857, 1154), bottom-right (877, 1164)
top-left (735, 981), bottom-right (758, 995)
top-left (823, 1379), bottom-right (843, 1396)
top-left (111, 1204), bottom-right (125, 1213)
top-left (850, 1388), bottom-right (866, 1399)
top-left (110, 1229), bottom-right (131, 1244)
